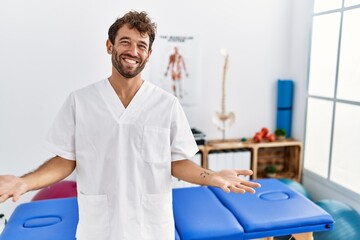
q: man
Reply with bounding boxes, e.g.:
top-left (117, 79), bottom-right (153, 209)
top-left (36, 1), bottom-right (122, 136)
top-left (0, 11), bottom-right (260, 240)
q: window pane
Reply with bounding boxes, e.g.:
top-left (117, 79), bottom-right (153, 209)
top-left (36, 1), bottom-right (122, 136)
top-left (345, 0), bottom-right (360, 7)
top-left (304, 98), bottom-right (333, 177)
top-left (308, 13), bottom-right (341, 98)
top-left (330, 103), bottom-right (360, 194)
top-left (314, 0), bottom-right (342, 13)
top-left (337, 8), bottom-right (360, 102)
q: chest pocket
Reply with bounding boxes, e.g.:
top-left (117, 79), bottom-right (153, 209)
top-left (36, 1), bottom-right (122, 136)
top-left (142, 126), bottom-right (171, 163)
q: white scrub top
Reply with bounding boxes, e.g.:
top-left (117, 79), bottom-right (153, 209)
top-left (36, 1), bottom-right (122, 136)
top-left (44, 79), bottom-right (198, 240)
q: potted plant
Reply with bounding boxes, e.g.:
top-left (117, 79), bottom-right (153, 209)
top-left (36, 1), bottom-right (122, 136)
top-left (275, 128), bottom-right (287, 140)
top-left (265, 165), bottom-right (277, 178)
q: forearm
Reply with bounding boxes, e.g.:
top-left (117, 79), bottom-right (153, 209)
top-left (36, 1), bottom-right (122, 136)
top-left (21, 156), bottom-right (76, 191)
top-left (171, 159), bottom-right (214, 186)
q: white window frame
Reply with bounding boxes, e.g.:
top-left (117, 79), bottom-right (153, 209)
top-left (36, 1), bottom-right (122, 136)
top-left (304, 0), bottom-right (360, 199)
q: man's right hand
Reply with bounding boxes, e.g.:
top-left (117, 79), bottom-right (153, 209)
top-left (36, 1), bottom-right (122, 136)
top-left (0, 156), bottom-right (76, 204)
top-left (0, 175), bottom-right (28, 203)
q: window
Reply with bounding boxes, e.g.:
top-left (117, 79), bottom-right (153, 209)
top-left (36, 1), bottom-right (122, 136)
top-left (313, 0), bottom-right (342, 13)
top-left (331, 103), bottom-right (360, 193)
top-left (304, 98), bottom-right (333, 178)
top-left (345, 0), bottom-right (360, 7)
top-left (308, 13), bottom-right (340, 98)
top-left (337, 8), bottom-right (360, 102)
top-left (305, 1), bottom-right (360, 194)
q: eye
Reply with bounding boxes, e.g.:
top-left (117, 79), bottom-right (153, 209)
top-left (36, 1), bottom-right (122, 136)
top-left (138, 44), bottom-right (148, 51)
top-left (120, 39), bottom-right (130, 45)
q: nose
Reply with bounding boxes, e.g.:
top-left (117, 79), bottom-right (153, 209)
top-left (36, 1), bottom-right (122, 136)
top-left (127, 43), bottom-right (139, 56)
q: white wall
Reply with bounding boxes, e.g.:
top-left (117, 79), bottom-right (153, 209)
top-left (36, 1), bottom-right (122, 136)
top-left (0, 0), bottom-right (312, 218)
top-left (289, 0), bottom-right (314, 141)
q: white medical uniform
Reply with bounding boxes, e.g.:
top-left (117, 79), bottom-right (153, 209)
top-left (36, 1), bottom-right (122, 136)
top-left (44, 79), bottom-right (198, 240)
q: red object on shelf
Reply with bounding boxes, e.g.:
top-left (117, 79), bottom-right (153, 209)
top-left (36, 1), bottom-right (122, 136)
top-left (267, 133), bottom-right (276, 142)
top-left (260, 127), bottom-right (269, 138)
top-left (253, 132), bottom-right (263, 143)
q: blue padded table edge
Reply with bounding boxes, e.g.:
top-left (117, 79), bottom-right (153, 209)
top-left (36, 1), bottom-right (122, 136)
top-left (209, 179), bottom-right (334, 239)
top-left (175, 228), bottom-right (181, 240)
top-left (2, 180), bottom-right (334, 240)
top-left (173, 186), bottom-right (244, 240)
top-left (0, 197), bottom-right (78, 240)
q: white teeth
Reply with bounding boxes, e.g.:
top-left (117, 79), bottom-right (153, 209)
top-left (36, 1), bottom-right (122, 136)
top-left (124, 58), bottom-right (137, 64)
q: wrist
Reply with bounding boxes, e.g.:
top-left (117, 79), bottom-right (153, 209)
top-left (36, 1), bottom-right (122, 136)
top-left (199, 169), bottom-right (216, 186)
top-left (20, 175), bottom-right (34, 192)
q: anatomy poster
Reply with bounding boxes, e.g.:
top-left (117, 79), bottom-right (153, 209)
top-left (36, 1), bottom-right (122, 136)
top-left (149, 35), bottom-right (200, 106)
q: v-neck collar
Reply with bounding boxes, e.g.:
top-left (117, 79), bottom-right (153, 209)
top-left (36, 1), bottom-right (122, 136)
top-left (98, 79), bottom-right (148, 123)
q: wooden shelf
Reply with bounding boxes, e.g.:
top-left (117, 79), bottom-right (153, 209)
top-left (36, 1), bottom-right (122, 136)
top-left (198, 138), bottom-right (303, 182)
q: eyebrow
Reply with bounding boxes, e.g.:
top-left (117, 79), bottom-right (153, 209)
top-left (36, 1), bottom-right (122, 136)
top-left (119, 36), bottom-right (130, 42)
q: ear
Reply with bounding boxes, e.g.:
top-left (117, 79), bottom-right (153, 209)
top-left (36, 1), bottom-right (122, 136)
top-left (106, 39), bottom-right (113, 54)
top-left (146, 48), bottom-right (153, 62)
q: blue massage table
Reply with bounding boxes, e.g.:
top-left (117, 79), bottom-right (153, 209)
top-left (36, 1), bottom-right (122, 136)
top-left (0, 179), bottom-right (334, 240)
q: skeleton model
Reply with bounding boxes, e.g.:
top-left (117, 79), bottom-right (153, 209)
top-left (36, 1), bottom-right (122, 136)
top-left (212, 49), bottom-right (235, 140)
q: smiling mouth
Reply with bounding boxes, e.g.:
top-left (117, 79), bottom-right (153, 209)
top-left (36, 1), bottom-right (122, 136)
top-left (122, 57), bottom-right (139, 65)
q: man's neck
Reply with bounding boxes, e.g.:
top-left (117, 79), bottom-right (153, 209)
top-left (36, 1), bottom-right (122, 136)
top-left (108, 73), bottom-right (144, 108)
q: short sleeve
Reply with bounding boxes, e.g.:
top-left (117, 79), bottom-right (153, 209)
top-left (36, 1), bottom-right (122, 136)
top-left (170, 99), bottom-right (198, 161)
top-left (43, 93), bottom-right (76, 160)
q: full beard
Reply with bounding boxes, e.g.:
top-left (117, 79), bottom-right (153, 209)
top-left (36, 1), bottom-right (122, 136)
top-left (112, 53), bottom-right (147, 79)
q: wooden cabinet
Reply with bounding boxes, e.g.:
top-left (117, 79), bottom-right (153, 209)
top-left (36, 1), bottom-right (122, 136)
top-left (198, 138), bottom-right (303, 182)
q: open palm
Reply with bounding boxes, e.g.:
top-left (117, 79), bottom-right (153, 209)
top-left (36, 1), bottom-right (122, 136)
top-left (0, 175), bottom-right (28, 203)
top-left (210, 169), bottom-right (261, 194)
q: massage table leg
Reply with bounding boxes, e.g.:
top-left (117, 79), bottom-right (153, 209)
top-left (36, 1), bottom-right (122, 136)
top-left (259, 232), bottom-right (313, 240)
top-left (292, 232), bottom-right (313, 240)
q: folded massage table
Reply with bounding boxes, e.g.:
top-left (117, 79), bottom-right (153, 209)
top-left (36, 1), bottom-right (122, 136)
top-left (0, 179), bottom-right (334, 240)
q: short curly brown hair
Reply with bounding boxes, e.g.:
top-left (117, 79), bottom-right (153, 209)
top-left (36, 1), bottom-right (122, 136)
top-left (108, 11), bottom-right (157, 51)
